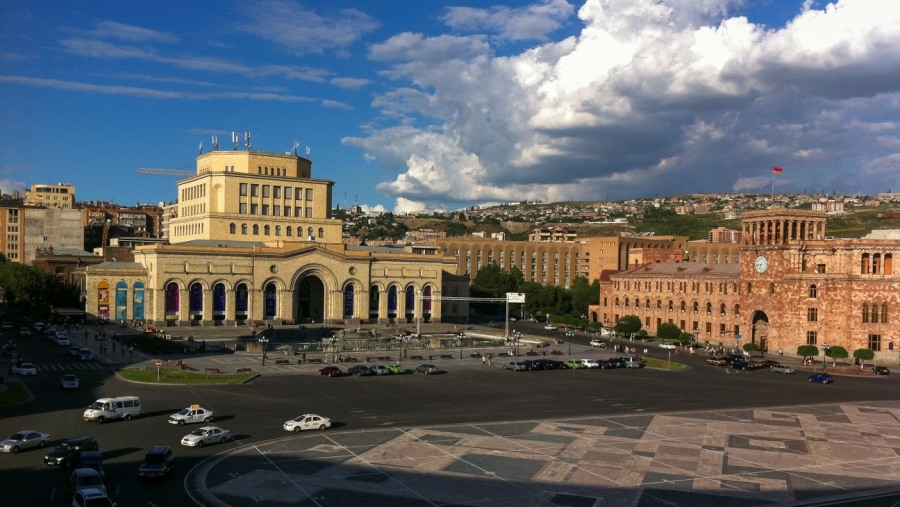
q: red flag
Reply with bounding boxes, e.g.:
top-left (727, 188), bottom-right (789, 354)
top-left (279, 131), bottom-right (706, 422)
top-left (773, 165), bottom-right (783, 174)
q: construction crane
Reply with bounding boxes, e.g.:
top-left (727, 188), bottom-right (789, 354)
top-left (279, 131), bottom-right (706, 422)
top-left (135, 168), bottom-right (195, 177)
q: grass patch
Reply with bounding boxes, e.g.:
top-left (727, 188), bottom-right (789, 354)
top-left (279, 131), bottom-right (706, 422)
top-left (643, 358), bottom-right (688, 370)
top-left (117, 367), bottom-right (254, 384)
top-left (0, 381), bottom-right (30, 406)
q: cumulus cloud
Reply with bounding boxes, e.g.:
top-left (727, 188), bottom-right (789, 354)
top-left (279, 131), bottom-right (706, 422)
top-left (441, 0), bottom-right (576, 41)
top-left (347, 0), bottom-right (900, 211)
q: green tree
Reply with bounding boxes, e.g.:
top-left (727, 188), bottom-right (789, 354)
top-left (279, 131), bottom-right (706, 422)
top-left (656, 322), bottom-right (681, 341)
top-left (825, 345), bottom-right (848, 367)
top-left (797, 345), bottom-right (819, 362)
top-left (853, 348), bottom-right (875, 368)
top-left (743, 342), bottom-right (760, 355)
top-left (614, 315), bottom-right (642, 336)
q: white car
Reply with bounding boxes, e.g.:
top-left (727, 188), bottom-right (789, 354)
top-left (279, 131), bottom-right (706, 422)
top-left (658, 342), bottom-right (677, 349)
top-left (60, 374), bottom-right (80, 390)
top-left (13, 361), bottom-right (37, 376)
top-left (579, 359), bottom-right (601, 369)
top-left (589, 339), bottom-right (607, 348)
top-left (168, 405), bottom-right (214, 425)
top-left (180, 426), bottom-right (231, 447)
top-left (544, 324), bottom-right (557, 330)
top-left (56, 336), bottom-right (71, 346)
top-left (0, 430), bottom-right (50, 453)
top-left (283, 414), bottom-right (331, 432)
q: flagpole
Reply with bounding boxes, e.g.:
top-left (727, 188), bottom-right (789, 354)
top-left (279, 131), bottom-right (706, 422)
top-left (771, 171), bottom-right (775, 203)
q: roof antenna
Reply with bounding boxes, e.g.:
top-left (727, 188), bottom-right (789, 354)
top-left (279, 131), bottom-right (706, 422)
top-left (292, 140), bottom-right (300, 156)
top-left (198, 141), bottom-right (203, 154)
top-left (231, 131), bottom-right (239, 150)
top-left (244, 131), bottom-right (252, 151)
top-left (211, 135), bottom-right (219, 151)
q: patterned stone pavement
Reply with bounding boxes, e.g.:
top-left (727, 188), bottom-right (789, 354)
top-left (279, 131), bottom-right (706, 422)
top-left (187, 401), bottom-right (900, 507)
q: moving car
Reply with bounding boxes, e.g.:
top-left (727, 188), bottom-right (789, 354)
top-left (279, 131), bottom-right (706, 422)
top-left (61, 374), bottom-right (80, 390)
top-left (137, 445), bottom-right (174, 481)
top-left (77, 451), bottom-right (105, 478)
top-left (70, 467), bottom-right (106, 497)
top-left (168, 405), bottom-right (214, 425)
top-left (69, 345), bottom-right (82, 357)
top-left (0, 430), bottom-right (50, 453)
top-left (706, 356), bottom-right (728, 366)
top-left (770, 364), bottom-right (795, 374)
top-left (12, 361), bottom-right (37, 376)
top-left (0, 321), bottom-right (12, 330)
top-left (579, 359), bottom-right (600, 369)
top-left (283, 414), bottom-right (331, 432)
top-left (658, 342), bottom-right (677, 349)
top-left (71, 488), bottom-right (114, 507)
top-left (83, 396), bottom-right (141, 423)
top-left (808, 373), bottom-right (834, 384)
top-left (79, 348), bottom-right (94, 361)
top-left (318, 366), bottom-right (343, 377)
top-left (44, 436), bottom-right (98, 467)
top-left (56, 335), bottom-right (71, 346)
top-left (544, 324), bottom-right (557, 330)
top-left (873, 366), bottom-right (890, 375)
top-left (181, 426), bottom-right (231, 447)
top-left (346, 365), bottom-right (374, 376)
top-left (504, 362), bottom-right (528, 371)
top-left (589, 339), bottom-right (606, 348)
top-left (19, 327), bottom-right (31, 337)
top-left (415, 363), bottom-right (439, 374)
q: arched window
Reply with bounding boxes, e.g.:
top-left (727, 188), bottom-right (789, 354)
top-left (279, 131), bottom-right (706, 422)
top-left (275, 226), bottom-right (281, 236)
top-left (734, 304), bottom-right (740, 316)
top-left (252, 224), bottom-right (259, 235)
top-left (264, 225), bottom-right (270, 235)
top-left (720, 303), bottom-right (726, 316)
top-left (241, 224), bottom-right (248, 235)
top-left (286, 226), bottom-right (292, 237)
top-left (692, 301), bottom-right (699, 314)
top-left (387, 285), bottom-right (398, 319)
top-left (307, 227), bottom-right (314, 239)
top-left (132, 282), bottom-right (145, 320)
top-left (862, 303), bottom-right (869, 323)
top-left (369, 285), bottom-right (380, 320)
top-left (870, 304), bottom-right (878, 323)
top-left (881, 303), bottom-right (889, 323)
top-left (680, 301), bottom-right (686, 313)
top-left (668, 300), bottom-right (674, 312)
top-left (115, 281), bottom-right (128, 321)
top-left (165, 282), bottom-right (179, 316)
top-left (213, 283), bottom-right (226, 318)
top-left (706, 302), bottom-right (712, 314)
top-left (229, 223), bottom-right (236, 234)
top-left (809, 284), bottom-right (818, 298)
top-left (318, 227), bottom-right (324, 239)
top-left (189, 283), bottom-right (203, 319)
top-left (343, 284), bottom-right (355, 319)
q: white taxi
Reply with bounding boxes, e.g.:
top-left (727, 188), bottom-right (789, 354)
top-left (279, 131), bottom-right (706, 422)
top-left (283, 414), bottom-right (331, 432)
top-left (180, 426), bottom-right (231, 447)
top-left (168, 404), bottom-right (214, 425)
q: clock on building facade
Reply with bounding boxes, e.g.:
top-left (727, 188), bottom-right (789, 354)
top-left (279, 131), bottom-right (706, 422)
top-left (754, 255), bottom-right (768, 273)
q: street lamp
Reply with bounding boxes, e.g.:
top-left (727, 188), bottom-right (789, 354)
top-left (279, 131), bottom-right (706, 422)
top-left (258, 336), bottom-right (269, 366)
top-left (822, 343), bottom-right (830, 369)
top-left (329, 335), bottom-right (338, 362)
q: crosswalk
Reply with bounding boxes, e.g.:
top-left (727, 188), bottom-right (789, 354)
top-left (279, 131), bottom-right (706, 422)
top-left (29, 362), bottom-right (106, 371)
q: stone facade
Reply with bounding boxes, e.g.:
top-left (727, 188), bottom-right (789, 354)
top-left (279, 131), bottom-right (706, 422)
top-left (595, 209), bottom-right (899, 363)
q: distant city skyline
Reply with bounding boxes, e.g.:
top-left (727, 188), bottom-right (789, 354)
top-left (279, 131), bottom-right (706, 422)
top-left (1, 0), bottom-right (898, 213)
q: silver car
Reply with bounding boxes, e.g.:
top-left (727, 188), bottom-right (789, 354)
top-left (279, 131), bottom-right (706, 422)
top-left (0, 430), bottom-right (50, 453)
top-left (770, 364), bottom-right (795, 374)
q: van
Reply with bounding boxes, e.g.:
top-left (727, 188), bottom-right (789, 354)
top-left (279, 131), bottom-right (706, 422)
top-left (83, 396), bottom-right (141, 424)
top-left (617, 355), bottom-right (643, 368)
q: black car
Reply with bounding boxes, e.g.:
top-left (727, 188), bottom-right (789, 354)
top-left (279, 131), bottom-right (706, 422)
top-left (347, 365), bottom-right (374, 376)
top-left (44, 436), bottom-right (98, 467)
top-left (138, 445), bottom-right (174, 481)
top-left (873, 366), bottom-right (890, 375)
top-left (603, 358), bottom-right (626, 369)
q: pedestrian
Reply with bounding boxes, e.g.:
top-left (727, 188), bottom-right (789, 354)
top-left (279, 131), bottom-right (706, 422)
top-left (488, 353), bottom-right (493, 366)
top-left (482, 355), bottom-right (486, 366)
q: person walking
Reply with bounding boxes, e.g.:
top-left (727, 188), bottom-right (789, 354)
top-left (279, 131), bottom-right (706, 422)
top-left (487, 353), bottom-right (493, 366)
top-left (482, 355), bottom-right (486, 366)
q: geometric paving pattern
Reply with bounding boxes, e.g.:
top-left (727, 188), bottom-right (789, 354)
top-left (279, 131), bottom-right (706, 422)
top-left (187, 401), bottom-right (900, 507)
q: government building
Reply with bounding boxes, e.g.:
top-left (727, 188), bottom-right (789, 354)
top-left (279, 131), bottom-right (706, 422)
top-left (84, 146), bottom-right (468, 327)
top-left (592, 209), bottom-right (899, 363)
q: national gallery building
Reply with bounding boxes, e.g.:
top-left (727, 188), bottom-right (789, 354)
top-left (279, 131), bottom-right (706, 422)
top-left (593, 209), bottom-right (899, 363)
top-left (84, 148), bottom-right (469, 327)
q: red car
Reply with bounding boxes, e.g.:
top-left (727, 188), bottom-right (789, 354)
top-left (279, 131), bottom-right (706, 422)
top-left (318, 366), bottom-right (342, 377)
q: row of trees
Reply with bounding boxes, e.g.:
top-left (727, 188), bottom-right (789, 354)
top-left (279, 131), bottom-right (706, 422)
top-left (0, 256), bottom-right (82, 318)
top-left (796, 344), bottom-right (877, 367)
top-left (470, 264), bottom-right (599, 322)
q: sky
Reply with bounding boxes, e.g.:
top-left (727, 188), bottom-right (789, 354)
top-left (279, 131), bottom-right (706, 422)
top-left (1, 0), bottom-right (898, 213)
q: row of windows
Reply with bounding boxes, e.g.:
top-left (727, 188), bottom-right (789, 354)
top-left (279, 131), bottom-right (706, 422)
top-left (616, 280), bottom-right (740, 295)
top-left (238, 203), bottom-right (312, 218)
top-left (610, 297), bottom-right (740, 316)
top-left (182, 183), bottom-right (206, 202)
top-left (239, 183), bottom-right (313, 201)
top-left (860, 253), bottom-right (893, 275)
top-left (227, 223), bottom-right (324, 239)
top-left (861, 303), bottom-right (889, 324)
top-left (806, 331), bottom-right (883, 352)
top-left (257, 165), bottom-right (287, 176)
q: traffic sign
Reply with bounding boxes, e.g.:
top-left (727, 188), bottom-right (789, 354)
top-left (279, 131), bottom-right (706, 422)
top-left (155, 360), bottom-right (162, 367)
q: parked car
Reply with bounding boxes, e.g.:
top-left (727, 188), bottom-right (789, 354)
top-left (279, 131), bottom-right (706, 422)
top-left (658, 342), bottom-right (677, 349)
top-left (603, 358), bottom-right (626, 369)
top-left (706, 356), bottom-right (728, 366)
top-left (70, 467), bottom-right (106, 497)
top-left (181, 426), bottom-right (231, 447)
top-left (415, 363), bottom-right (439, 374)
top-left (808, 373), bottom-right (834, 384)
top-left (544, 324), bottom-right (557, 330)
top-left (137, 445), bottom-right (174, 481)
top-left (532, 358), bottom-right (565, 370)
top-left (346, 365), bottom-right (374, 376)
top-left (369, 365), bottom-right (391, 375)
top-left (168, 405), bottom-right (214, 425)
top-left (71, 487), bottom-right (114, 507)
top-left (579, 359), bottom-right (601, 369)
top-left (1, 321), bottom-right (13, 330)
top-left (387, 363), bottom-right (407, 374)
top-left (318, 366), bottom-right (343, 377)
top-left (0, 430), bottom-right (50, 453)
top-left (44, 436), bottom-right (98, 467)
top-left (56, 335), bottom-right (71, 346)
top-left (564, 360), bottom-right (587, 369)
top-left (873, 366), bottom-right (890, 375)
top-left (79, 349), bottom-right (93, 361)
top-left (283, 414), bottom-right (331, 432)
top-left (77, 451), bottom-right (104, 478)
top-left (505, 362), bottom-right (528, 371)
top-left (61, 374), bottom-right (80, 390)
top-left (12, 361), bottom-right (37, 376)
top-left (770, 364), bottom-right (795, 374)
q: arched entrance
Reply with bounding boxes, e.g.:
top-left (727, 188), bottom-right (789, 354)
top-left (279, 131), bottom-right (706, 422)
top-left (750, 310), bottom-right (769, 352)
top-left (294, 276), bottom-right (325, 323)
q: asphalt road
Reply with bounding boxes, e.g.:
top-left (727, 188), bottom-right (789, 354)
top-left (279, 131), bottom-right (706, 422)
top-left (1, 327), bottom-right (897, 507)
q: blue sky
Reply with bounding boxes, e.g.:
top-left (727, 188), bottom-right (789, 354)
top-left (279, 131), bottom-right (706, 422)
top-left (1, 0), bottom-right (898, 213)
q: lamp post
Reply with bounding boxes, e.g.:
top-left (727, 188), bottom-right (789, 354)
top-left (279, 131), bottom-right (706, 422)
top-left (330, 335), bottom-right (338, 362)
top-left (415, 290), bottom-right (421, 337)
top-left (822, 343), bottom-right (829, 369)
top-left (258, 336), bottom-right (269, 366)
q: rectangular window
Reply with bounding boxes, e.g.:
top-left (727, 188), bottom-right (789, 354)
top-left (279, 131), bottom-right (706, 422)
top-left (295, 207), bottom-right (303, 217)
top-left (807, 308), bottom-right (818, 322)
top-left (239, 203), bottom-right (247, 214)
top-left (262, 204), bottom-right (269, 215)
top-left (868, 334), bottom-right (881, 351)
top-left (273, 205), bottom-right (280, 216)
top-left (305, 207), bottom-right (312, 218)
top-left (250, 204), bottom-right (258, 214)
top-left (306, 188), bottom-right (313, 200)
top-left (284, 207), bottom-right (291, 217)
top-left (284, 187), bottom-right (292, 199)
top-left (273, 186), bottom-right (281, 199)
top-left (251, 184), bottom-right (259, 197)
top-left (239, 183), bottom-right (248, 196)
top-left (806, 330), bottom-right (817, 345)
top-left (262, 185), bottom-right (270, 198)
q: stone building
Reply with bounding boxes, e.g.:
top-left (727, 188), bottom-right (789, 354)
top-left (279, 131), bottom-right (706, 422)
top-left (594, 209), bottom-right (899, 363)
top-left (83, 146), bottom-right (467, 326)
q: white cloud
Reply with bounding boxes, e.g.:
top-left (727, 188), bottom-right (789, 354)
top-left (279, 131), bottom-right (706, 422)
top-left (441, 0), bottom-right (576, 41)
top-left (352, 0), bottom-right (900, 208)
